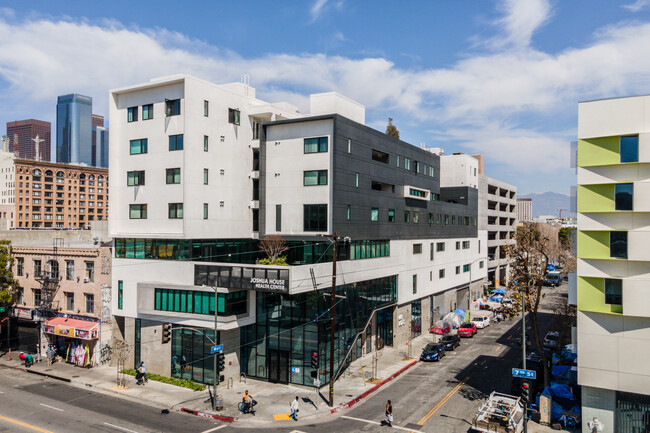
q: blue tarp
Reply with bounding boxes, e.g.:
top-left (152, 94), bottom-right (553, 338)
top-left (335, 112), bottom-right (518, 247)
top-left (491, 288), bottom-right (507, 295)
top-left (453, 308), bottom-right (466, 317)
top-left (488, 295), bottom-right (503, 302)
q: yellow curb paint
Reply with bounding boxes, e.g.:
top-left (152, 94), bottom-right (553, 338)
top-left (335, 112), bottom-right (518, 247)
top-left (273, 414), bottom-right (292, 421)
top-left (495, 346), bottom-right (501, 352)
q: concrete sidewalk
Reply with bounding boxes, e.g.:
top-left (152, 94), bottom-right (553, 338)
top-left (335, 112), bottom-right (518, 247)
top-left (0, 333), bottom-right (435, 427)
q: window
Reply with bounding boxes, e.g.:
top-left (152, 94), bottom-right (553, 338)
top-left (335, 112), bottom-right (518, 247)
top-left (127, 170), bottom-right (145, 186)
top-left (85, 261), bottom-right (94, 282)
top-left (169, 134), bottom-right (184, 151)
top-left (118, 280), bottom-right (123, 310)
top-left (604, 279), bottom-right (622, 305)
top-left (304, 137), bottom-right (328, 153)
top-left (415, 161), bottom-right (421, 173)
top-left (412, 274), bottom-right (417, 294)
top-left (203, 203), bottom-right (209, 220)
top-left (388, 209), bottom-right (395, 222)
top-left (204, 135), bottom-right (209, 152)
top-left (413, 212), bottom-right (419, 223)
top-left (355, 173), bottom-right (359, 187)
top-left (371, 208), bottom-right (379, 221)
top-left (456, 241), bottom-right (461, 250)
top-left (228, 108), bottom-right (240, 125)
top-left (142, 103), bottom-right (153, 120)
top-left (130, 138), bottom-right (148, 155)
top-left (346, 205), bottom-right (351, 220)
top-left (85, 294), bottom-right (94, 314)
top-left (303, 170), bottom-right (328, 186)
top-left (413, 243), bottom-right (422, 254)
top-left (165, 99), bottom-right (180, 116)
top-left (610, 231), bottom-right (627, 259)
top-left (169, 203), bottom-right (183, 219)
top-left (166, 168), bottom-right (181, 184)
top-left (129, 204), bottom-right (147, 219)
top-left (347, 139), bottom-right (351, 153)
top-left (404, 210), bottom-right (410, 223)
top-left (479, 261), bottom-right (484, 269)
top-left (372, 149), bottom-right (389, 164)
top-left (16, 257), bottom-right (24, 276)
top-left (620, 135), bottom-right (638, 163)
top-left (615, 183), bottom-right (633, 211)
top-left (456, 266), bottom-right (461, 274)
top-left (462, 241), bottom-right (470, 249)
top-left (430, 243), bottom-right (434, 260)
top-left (439, 269), bottom-right (445, 278)
top-left (127, 106), bottom-right (138, 122)
top-left (396, 155), bottom-right (400, 167)
top-left (204, 100), bottom-right (209, 117)
top-left (463, 264), bottom-right (470, 272)
top-left (404, 158), bottom-right (411, 170)
top-left (409, 188), bottom-right (426, 198)
top-left (33, 259), bottom-right (41, 277)
top-left (445, 214), bottom-right (450, 225)
top-left (65, 292), bottom-right (74, 311)
top-left (204, 169), bottom-right (209, 185)
top-left (33, 289), bottom-right (41, 306)
top-left (303, 204), bottom-right (327, 231)
top-left (66, 260), bottom-right (74, 280)
top-left (276, 205), bottom-right (281, 231)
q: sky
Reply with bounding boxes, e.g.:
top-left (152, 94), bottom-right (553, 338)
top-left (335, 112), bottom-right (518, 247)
top-left (1, 0), bottom-right (650, 195)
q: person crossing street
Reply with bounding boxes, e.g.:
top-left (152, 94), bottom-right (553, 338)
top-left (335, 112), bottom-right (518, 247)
top-left (290, 396), bottom-right (299, 421)
top-left (385, 400), bottom-right (393, 427)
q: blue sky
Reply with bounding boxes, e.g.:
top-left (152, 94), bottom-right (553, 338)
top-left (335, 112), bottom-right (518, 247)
top-left (1, 0), bottom-right (650, 194)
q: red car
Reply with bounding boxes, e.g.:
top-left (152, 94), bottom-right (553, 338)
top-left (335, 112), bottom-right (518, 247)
top-left (457, 322), bottom-right (477, 337)
top-left (430, 320), bottom-right (451, 335)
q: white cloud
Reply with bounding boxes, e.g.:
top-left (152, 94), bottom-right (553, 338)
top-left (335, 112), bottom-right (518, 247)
top-left (1, 2), bottom-right (650, 183)
top-left (310, 0), bottom-right (329, 21)
top-left (622, 0), bottom-right (650, 12)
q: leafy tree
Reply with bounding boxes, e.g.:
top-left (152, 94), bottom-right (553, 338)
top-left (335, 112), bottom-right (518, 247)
top-left (558, 227), bottom-right (573, 251)
top-left (385, 118), bottom-right (400, 139)
top-left (507, 223), bottom-right (565, 387)
top-left (0, 240), bottom-right (18, 317)
top-left (258, 235), bottom-right (289, 266)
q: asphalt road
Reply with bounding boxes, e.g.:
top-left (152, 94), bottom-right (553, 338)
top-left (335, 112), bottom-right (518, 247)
top-left (0, 284), bottom-right (567, 433)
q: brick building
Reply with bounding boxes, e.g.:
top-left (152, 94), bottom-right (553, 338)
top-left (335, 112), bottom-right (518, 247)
top-left (6, 119), bottom-right (51, 162)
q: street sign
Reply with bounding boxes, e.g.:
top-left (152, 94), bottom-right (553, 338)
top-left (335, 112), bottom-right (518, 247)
top-left (0, 306), bottom-right (5, 313)
top-left (313, 378), bottom-right (321, 387)
top-left (512, 368), bottom-right (537, 380)
top-left (210, 344), bottom-right (223, 354)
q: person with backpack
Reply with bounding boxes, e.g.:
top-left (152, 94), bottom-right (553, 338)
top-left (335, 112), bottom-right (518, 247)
top-left (385, 400), bottom-right (393, 427)
top-left (137, 361), bottom-right (148, 385)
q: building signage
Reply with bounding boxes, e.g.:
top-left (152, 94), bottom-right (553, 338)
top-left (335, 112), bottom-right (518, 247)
top-left (250, 277), bottom-right (288, 293)
top-left (14, 308), bottom-right (33, 320)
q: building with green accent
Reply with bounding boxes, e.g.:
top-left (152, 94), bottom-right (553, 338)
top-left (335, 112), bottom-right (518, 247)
top-left (576, 95), bottom-right (650, 432)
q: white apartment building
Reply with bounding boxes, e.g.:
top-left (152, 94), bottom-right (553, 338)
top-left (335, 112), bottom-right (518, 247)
top-left (110, 75), bottom-right (486, 388)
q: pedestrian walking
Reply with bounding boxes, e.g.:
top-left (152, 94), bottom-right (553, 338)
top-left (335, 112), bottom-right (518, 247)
top-left (290, 396), bottom-right (299, 421)
top-left (138, 361), bottom-right (148, 385)
top-left (385, 400), bottom-right (393, 427)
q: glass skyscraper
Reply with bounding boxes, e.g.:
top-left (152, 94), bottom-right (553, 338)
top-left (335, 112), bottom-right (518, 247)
top-left (56, 94), bottom-right (92, 165)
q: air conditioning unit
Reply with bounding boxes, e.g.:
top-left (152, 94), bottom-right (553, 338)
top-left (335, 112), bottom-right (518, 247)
top-left (83, 277), bottom-right (90, 283)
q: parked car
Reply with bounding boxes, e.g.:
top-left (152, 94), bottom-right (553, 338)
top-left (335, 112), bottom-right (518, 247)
top-left (440, 334), bottom-right (461, 351)
top-left (471, 316), bottom-right (490, 329)
top-left (543, 331), bottom-right (561, 350)
top-left (544, 271), bottom-right (563, 287)
top-left (457, 322), bottom-right (477, 337)
top-left (420, 343), bottom-right (446, 362)
top-left (430, 320), bottom-right (451, 335)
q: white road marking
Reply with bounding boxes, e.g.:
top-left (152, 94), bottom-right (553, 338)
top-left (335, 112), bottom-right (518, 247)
top-left (39, 403), bottom-right (63, 412)
top-left (341, 415), bottom-right (424, 433)
top-left (201, 426), bottom-right (227, 433)
top-left (103, 422), bottom-right (139, 433)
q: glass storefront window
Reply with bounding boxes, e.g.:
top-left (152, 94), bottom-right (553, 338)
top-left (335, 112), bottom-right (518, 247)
top-left (171, 326), bottom-right (219, 385)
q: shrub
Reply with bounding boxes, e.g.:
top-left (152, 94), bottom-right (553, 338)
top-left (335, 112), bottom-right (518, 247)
top-left (121, 369), bottom-right (206, 391)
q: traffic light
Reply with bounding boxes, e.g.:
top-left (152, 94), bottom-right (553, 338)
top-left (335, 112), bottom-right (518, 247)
top-left (162, 323), bottom-right (172, 344)
top-left (521, 381), bottom-right (531, 403)
top-left (217, 353), bottom-right (225, 372)
top-left (310, 352), bottom-right (319, 369)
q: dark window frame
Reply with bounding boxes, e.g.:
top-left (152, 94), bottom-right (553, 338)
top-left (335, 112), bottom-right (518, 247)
top-left (169, 134), bottom-right (184, 151)
top-left (304, 137), bottom-right (328, 154)
top-left (303, 170), bottom-right (328, 186)
top-left (130, 138), bottom-right (148, 155)
top-left (165, 99), bottom-right (181, 117)
top-left (127, 106), bottom-right (138, 122)
top-left (166, 168), bottom-right (181, 184)
top-left (303, 204), bottom-right (327, 232)
top-left (142, 103), bottom-right (153, 120)
top-left (127, 170), bottom-right (145, 186)
top-left (168, 203), bottom-right (184, 219)
top-left (129, 204), bottom-right (148, 219)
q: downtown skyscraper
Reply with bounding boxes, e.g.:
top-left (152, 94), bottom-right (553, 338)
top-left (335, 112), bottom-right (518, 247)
top-left (56, 93), bottom-right (92, 166)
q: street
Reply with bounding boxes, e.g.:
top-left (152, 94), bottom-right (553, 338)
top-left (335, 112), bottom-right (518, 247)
top-left (0, 284), bottom-right (567, 433)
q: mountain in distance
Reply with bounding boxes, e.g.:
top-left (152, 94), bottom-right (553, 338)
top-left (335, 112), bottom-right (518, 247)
top-left (519, 191), bottom-right (575, 218)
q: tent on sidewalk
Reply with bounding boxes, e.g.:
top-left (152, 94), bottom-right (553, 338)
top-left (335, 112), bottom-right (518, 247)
top-left (442, 312), bottom-right (463, 329)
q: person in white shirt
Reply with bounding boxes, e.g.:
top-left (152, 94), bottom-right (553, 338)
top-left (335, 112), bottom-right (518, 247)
top-left (290, 396), bottom-right (299, 421)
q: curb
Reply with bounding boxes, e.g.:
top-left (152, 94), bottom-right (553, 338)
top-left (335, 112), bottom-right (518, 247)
top-left (1, 362), bottom-right (72, 383)
top-left (181, 408), bottom-right (235, 423)
top-left (330, 360), bottom-right (418, 414)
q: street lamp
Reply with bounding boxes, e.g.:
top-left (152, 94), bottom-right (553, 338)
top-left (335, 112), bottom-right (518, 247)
top-left (202, 284), bottom-right (219, 411)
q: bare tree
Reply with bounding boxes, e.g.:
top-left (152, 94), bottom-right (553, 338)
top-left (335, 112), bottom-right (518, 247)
top-left (258, 235), bottom-right (289, 264)
top-left (507, 223), bottom-right (566, 387)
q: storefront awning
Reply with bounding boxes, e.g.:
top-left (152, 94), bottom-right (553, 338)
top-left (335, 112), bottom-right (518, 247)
top-left (43, 317), bottom-right (99, 340)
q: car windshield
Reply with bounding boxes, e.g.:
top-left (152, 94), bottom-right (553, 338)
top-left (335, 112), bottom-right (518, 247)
top-left (474, 317), bottom-right (484, 321)
top-left (460, 323), bottom-right (472, 328)
top-left (441, 336), bottom-right (453, 342)
top-left (424, 344), bottom-right (442, 352)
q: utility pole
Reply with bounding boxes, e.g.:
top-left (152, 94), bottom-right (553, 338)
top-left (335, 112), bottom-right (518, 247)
top-left (329, 232), bottom-right (338, 408)
top-left (522, 293), bottom-right (527, 433)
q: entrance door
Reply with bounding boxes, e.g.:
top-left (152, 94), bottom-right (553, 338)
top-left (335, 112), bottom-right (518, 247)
top-left (268, 349), bottom-right (289, 384)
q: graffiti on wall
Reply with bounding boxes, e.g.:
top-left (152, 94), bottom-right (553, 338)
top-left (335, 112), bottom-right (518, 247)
top-left (101, 283), bottom-right (111, 324)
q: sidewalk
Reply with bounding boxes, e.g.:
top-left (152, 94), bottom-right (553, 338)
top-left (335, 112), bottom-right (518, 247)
top-left (0, 334), bottom-right (435, 426)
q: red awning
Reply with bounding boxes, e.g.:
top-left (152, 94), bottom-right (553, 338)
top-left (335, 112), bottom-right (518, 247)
top-left (43, 317), bottom-right (99, 340)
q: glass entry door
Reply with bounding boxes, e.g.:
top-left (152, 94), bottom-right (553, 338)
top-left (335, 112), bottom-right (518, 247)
top-left (268, 349), bottom-right (289, 384)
